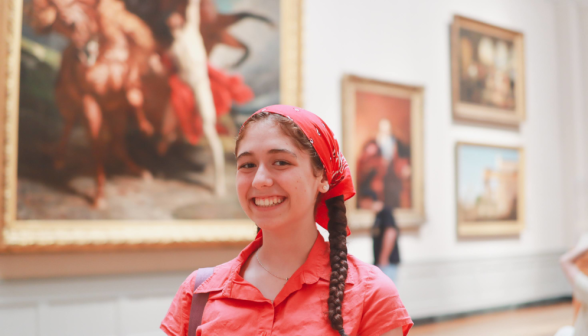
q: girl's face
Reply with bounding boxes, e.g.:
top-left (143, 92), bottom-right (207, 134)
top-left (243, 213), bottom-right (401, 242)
top-left (236, 119), bottom-right (327, 231)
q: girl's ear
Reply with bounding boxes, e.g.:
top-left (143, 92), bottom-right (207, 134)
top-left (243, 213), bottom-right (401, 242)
top-left (319, 171), bottom-right (330, 193)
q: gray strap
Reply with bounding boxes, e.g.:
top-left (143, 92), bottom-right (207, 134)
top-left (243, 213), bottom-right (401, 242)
top-left (188, 267), bottom-right (215, 336)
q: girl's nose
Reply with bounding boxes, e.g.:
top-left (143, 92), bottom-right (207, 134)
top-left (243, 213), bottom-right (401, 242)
top-left (251, 164), bottom-right (273, 189)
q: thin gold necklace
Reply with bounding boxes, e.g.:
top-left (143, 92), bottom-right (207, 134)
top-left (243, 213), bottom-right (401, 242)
top-left (256, 252), bottom-right (289, 281)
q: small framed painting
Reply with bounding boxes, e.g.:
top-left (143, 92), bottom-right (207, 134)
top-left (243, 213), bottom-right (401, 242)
top-left (342, 75), bottom-right (425, 229)
top-left (456, 143), bottom-right (525, 237)
top-left (451, 15), bottom-right (525, 126)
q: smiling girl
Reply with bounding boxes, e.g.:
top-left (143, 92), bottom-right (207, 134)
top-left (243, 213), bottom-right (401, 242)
top-left (161, 105), bottom-right (413, 336)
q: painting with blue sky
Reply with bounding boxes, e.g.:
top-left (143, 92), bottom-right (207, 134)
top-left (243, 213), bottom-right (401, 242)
top-left (457, 144), bottom-right (520, 222)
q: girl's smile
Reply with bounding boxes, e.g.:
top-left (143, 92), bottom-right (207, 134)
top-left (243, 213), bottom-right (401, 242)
top-left (252, 196), bottom-right (286, 208)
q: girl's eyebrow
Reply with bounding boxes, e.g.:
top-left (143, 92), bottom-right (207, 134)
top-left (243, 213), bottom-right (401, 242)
top-left (268, 149), bottom-right (297, 157)
top-left (236, 149), bottom-right (297, 160)
top-left (236, 151), bottom-right (253, 160)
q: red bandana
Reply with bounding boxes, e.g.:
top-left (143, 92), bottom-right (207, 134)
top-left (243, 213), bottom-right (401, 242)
top-left (241, 105), bottom-right (356, 235)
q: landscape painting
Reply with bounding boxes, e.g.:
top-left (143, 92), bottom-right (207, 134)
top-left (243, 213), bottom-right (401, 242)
top-left (456, 143), bottom-right (525, 237)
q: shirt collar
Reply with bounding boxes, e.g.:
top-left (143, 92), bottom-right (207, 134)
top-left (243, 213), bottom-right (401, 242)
top-left (196, 230), bottom-right (356, 305)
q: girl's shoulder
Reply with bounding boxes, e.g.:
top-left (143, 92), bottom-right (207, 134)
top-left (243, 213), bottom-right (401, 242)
top-left (160, 259), bottom-right (238, 336)
top-left (347, 255), bottom-right (413, 336)
top-left (347, 254), bottom-right (397, 291)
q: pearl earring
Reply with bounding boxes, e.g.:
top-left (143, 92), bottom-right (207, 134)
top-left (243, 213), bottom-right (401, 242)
top-left (323, 185), bottom-right (329, 191)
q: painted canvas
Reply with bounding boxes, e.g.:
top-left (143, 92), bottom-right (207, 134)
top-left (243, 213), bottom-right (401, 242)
top-left (458, 30), bottom-right (516, 109)
top-left (456, 143), bottom-right (525, 236)
top-left (342, 75), bottom-right (424, 228)
top-left (354, 92), bottom-right (412, 212)
top-left (0, 0), bottom-right (302, 251)
top-left (451, 15), bottom-right (525, 126)
top-left (17, 0), bottom-right (279, 220)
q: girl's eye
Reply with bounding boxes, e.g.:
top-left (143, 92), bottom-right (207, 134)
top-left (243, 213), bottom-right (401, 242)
top-left (275, 160), bottom-right (290, 166)
top-left (238, 163), bottom-right (256, 169)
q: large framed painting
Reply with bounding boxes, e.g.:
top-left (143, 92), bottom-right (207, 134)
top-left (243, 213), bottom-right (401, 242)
top-left (0, 0), bottom-right (303, 252)
top-left (451, 15), bottom-right (525, 126)
top-left (456, 143), bottom-right (525, 237)
top-left (342, 75), bottom-right (425, 230)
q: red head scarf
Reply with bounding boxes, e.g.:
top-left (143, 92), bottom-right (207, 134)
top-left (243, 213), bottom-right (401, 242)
top-left (240, 104), bottom-right (356, 235)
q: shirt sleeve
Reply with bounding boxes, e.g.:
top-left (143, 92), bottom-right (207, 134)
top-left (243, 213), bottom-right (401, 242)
top-left (160, 271), bottom-right (198, 336)
top-left (358, 266), bottom-right (413, 336)
top-left (574, 271), bottom-right (588, 306)
top-left (382, 209), bottom-right (398, 230)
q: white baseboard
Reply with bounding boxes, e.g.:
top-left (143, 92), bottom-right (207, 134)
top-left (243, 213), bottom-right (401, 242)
top-left (396, 252), bottom-right (572, 319)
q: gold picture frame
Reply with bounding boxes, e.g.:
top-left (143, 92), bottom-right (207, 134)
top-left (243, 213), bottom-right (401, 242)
top-left (342, 75), bottom-right (425, 230)
top-left (451, 15), bottom-right (526, 126)
top-left (0, 0), bottom-right (303, 252)
top-left (456, 142), bottom-right (525, 237)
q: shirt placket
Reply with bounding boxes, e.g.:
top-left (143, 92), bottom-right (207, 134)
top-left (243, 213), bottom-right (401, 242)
top-left (258, 301), bottom-right (274, 336)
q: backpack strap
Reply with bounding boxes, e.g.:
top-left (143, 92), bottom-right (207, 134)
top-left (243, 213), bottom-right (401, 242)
top-left (188, 267), bottom-right (215, 336)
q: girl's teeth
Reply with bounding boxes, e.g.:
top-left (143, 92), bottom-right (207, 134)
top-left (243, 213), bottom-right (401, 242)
top-left (256, 197), bottom-right (284, 207)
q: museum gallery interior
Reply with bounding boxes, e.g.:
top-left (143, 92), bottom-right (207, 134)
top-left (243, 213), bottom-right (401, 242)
top-left (1, 0), bottom-right (588, 335)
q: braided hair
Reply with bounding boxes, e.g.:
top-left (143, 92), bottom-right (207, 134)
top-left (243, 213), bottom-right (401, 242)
top-left (237, 112), bottom-right (350, 335)
top-left (326, 195), bottom-right (349, 336)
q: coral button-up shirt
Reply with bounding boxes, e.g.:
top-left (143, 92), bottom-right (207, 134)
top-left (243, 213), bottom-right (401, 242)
top-left (161, 233), bottom-right (413, 336)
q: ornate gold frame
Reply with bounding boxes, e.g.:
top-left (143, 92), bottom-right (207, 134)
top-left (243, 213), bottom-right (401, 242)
top-left (341, 75), bottom-right (425, 230)
top-left (0, 0), bottom-right (303, 252)
top-left (455, 142), bottom-right (525, 237)
top-left (451, 15), bottom-right (526, 126)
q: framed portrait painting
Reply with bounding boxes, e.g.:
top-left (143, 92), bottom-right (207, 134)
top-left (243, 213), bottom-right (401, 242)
top-left (0, 0), bottom-right (303, 252)
top-left (451, 15), bottom-right (525, 126)
top-left (456, 143), bottom-right (525, 237)
top-left (342, 75), bottom-right (425, 230)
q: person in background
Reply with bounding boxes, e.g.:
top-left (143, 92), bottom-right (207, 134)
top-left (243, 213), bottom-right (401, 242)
top-left (556, 234), bottom-right (588, 336)
top-left (372, 206), bottom-right (400, 283)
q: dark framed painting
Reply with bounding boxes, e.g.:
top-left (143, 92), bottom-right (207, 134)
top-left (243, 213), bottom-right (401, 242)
top-left (451, 15), bottom-right (525, 126)
top-left (0, 0), bottom-right (303, 252)
top-left (342, 75), bottom-right (425, 230)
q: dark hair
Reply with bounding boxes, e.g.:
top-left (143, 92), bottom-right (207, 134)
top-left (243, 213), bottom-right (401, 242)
top-left (236, 112), bottom-right (349, 336)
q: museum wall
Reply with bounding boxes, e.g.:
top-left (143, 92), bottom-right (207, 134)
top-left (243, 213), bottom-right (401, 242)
top-left (1, 0), bottom-right (587, 335)
top-left (304, 0), bottom-right (582, 318)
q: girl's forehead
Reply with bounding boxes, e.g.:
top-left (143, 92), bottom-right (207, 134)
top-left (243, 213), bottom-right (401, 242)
top-left (238, 121), bottom-right (300, 153)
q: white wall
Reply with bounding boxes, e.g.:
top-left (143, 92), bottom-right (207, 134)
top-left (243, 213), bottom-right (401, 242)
top-left (305, 0), bottom-right (579, 318)
top-left (1, 0), bottom-right (586, 335)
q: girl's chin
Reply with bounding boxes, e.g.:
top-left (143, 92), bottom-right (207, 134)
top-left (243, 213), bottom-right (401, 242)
top-left (254, 219), bottom-right (288, 232)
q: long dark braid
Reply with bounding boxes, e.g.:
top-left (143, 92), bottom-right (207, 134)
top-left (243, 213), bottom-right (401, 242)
top-left (326, 195), bottom-right (349, 336)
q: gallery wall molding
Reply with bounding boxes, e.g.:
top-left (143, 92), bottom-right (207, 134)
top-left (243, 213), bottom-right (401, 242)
top-left (0, 0), bottom-right (303, 253)
top-left (398, 250), bottom-right (569, 319)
